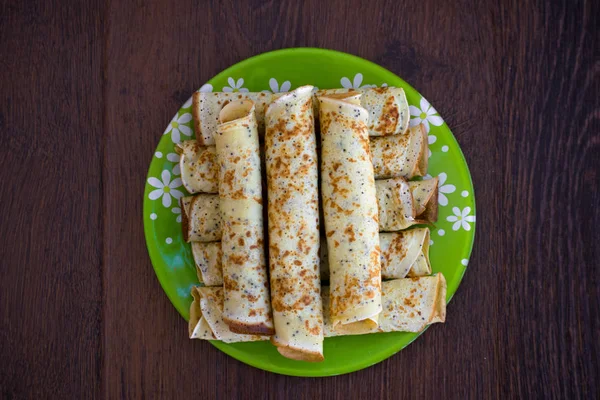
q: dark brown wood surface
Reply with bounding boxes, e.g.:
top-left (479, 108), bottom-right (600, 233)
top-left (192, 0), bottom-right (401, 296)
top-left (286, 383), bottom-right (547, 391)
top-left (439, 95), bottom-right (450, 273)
top-left (1, 0), bottom-right (598, 398)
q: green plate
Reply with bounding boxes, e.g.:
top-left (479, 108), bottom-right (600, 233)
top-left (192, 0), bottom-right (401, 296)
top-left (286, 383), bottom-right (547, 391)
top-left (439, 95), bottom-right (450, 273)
top-left (143, 48), bottom-right (476, 377)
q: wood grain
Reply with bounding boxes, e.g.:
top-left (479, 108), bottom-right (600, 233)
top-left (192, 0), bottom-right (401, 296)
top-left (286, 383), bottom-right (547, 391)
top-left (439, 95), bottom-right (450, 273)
top-left (0, 0), bottom-right (105, 398)
top-left (1, 0), bottom-right (598, 398)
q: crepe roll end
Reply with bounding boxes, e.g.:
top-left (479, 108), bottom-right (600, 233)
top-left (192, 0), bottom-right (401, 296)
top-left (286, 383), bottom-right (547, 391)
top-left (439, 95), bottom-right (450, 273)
top-left (189, 287), bottom-right (216, 340)
top-left (265, 85), bottom-right (314, 117)
top-left (218, 99), bottom-right (255, 124)
top-left (415, 124), bottom-right (429, 176)
top-left (276, 346), bottom-right (325, 363)
top-left (224, 318), bottom-right (275, 336)
top-left (411, 177), bottom-right (439, 224)
top-left (180, 196), bottom-right (193, 243)
top-left (429, 273), bottom-right (447, 324)
top-left (192, 92), bottom-right (203, 143)
top-left (333, 317), bottom-right (379, 335)
top-left (318, 91), bottom-right (363, 107)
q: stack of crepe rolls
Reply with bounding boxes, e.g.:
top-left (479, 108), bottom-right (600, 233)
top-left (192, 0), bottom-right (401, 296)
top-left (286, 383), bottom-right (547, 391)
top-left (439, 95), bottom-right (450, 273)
top-left (264, 86), bottom-right (324, 361)
top-left (213, 99), bottom-right (274, 335)
top-left (180, 177), bottom-right (438, 243)
top-left (319, 92), bottom-right (382, 334)
top-left (193, 228), bottom-right (431, 286)
top-left (192, 87), bottom-right (410, 146)
top-left (189, 274), bottom-right (446, 341)
top-left (180, 84), bottom-right (445, 360)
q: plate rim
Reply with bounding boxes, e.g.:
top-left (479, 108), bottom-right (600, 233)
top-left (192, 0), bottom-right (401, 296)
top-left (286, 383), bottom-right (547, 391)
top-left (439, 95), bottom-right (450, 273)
top-left (143, 47), bottom-right (476, 377)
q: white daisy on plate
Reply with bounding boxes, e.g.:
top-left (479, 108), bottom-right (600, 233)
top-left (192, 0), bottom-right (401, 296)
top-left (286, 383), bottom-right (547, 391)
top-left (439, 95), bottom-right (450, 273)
top-left (222, 77), bottom-right (249, 93)
top-left (409, 97), bottom-right (444, 132)
top-left (147, 170), bottom-right (184, 208)
top-left (447, 206), bottom-right (476, 231)
top-left (437, 173), bottom-right (456, 206)
top-left (269, 78), bottom-right (291, 93)
top-left (340, 73), bottom-right (375, 89)
top-left (164, 113), bottom-right (192, 143)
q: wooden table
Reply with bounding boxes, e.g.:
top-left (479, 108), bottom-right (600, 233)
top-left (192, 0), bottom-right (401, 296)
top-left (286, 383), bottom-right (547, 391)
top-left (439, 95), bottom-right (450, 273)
top-left (1, 0), bottom-right (598, 398)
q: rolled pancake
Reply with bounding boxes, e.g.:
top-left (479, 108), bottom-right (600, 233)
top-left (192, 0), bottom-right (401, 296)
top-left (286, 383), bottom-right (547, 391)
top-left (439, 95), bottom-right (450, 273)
top-left (319, 92), bottom-right (382, 333)
top-left (181, 176), bottom-right (438, 238)
top-left (193, 91), bottom-right (276, 145)
top-left (370, 124), bottom-right (428, 179)
top-left (192, 87), bottom-right (410, 145)
top-left (180, 194), bottom-right (222, 242)
top-left (189, 286), bottom-right (268, 342)
top-left (409, 178), bottom-right (439, 224)
top-left (322, 228), bottom-right (431, 280)
top-left (215, 100), bottom-right (274, 335)
top-left (380, 229), bottom-right (431, 278)
top-left (175, 141), bottom-right (218, 194)
top-left (188, 229), bottom-right (431, 286)
top-left (265, 86), bottom-right (324, 362)
top-left (377, 177), bottom-right (439, 231)
top-left (191, 242), bottom-right (222, 286)
top-left (324, 274), bottom-right (446, 336)
top-left (317, 87), bottom-right (409, 136)
top-left (189, 275), bottom-right (446, 341)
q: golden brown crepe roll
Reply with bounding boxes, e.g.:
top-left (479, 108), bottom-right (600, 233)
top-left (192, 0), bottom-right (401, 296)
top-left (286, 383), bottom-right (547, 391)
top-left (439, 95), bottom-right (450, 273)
top-left (409, 178), bottom-right (439, 225)
top-left (191, 242), bottom-right (222, 286)
top-left (193, 88), bottom-right (410, 145)
top-left (265, 86), bottom-right (324, 362)
top-left (193, 91), bottom-right (277, 145)
top-left (189, 286), bottom-right (268, 342)
top-left (180, 194), bottom-right (222, 242)
top-left (323, 274), bottom-right (446, 336)
top-left (175, 141), bottom-right (219, 194)
top-left (189, 275), bottom-right (446, 342)
top-left (380, 229), bottom-right (431, 278)
top-left (319, 92), bottom-right (382, 334)
top-left (370, 124), bottom-right (428, 179)
top-left (215, 100), bottom-right (274, 335)
top-left (316, 87), bottom-right (409, 136)
top-left (376, 177), bottom-right (439, 231)
top-left (320, 228), bottom-right (432, 280)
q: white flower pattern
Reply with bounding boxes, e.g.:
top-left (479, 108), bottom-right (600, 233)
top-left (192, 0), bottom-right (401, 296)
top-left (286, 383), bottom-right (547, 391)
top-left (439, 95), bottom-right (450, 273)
top-left (167, 153), bottom-right (181, 175)
top-left (164, 113), bottom-right (192, 143)
top-left (222, 77), bottom-right (248, 93)
top-left (340, 73), bottom-right (375, 89)
top-left (148, 170), bottom-right (184, 208)
top-left (410, 97), bottom-right (444, 133)
top-left (269, 78), bottom-right (291, 93)
top-left (447, 207), bottom-right (476, 231)
top-left (437, 173), bottom-right (456, 206)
